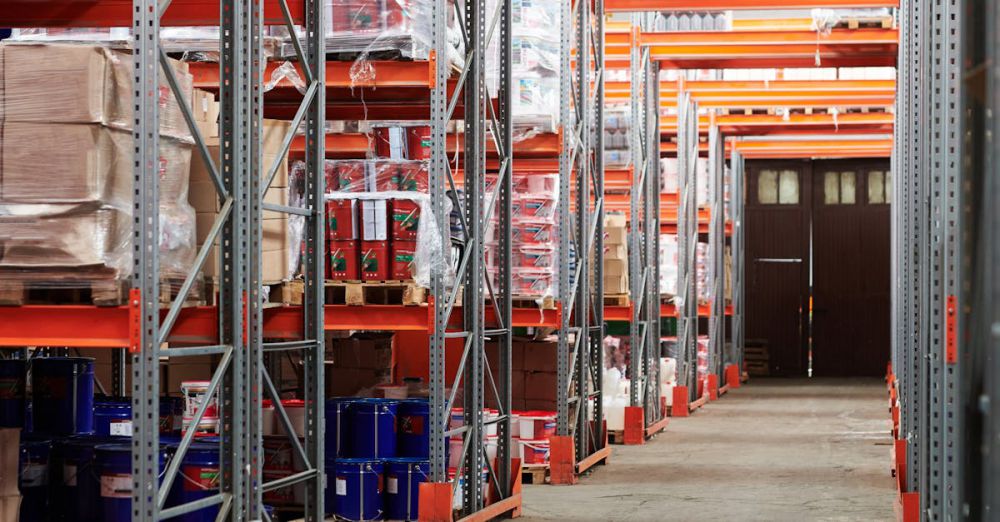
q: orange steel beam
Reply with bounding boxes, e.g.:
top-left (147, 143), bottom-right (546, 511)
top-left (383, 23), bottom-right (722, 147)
top-left (3, 0), bottom-right (301, 27)
top-left (0, 302), bottom-right (561, 348)
top-left (609, 28), bottom-right (898, 68)
top-left (660, 112), bottom-right (895, 136)
top-left (607, 80), bottom-right (897, 108)
top-left (605, 0), bottom-right (898, 11)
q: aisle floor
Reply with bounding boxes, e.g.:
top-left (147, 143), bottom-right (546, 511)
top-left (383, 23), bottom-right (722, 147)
top-left (520, 378), bottom-right (896, 522)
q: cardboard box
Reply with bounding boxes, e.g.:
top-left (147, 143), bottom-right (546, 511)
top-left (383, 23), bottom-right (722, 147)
top-left (604, 244), bottom-right (627, 259)
top-left (326, 367), bottom-right (392, 397)
top-left (523, 399), bottom-right (558, 411)
top-left (262, 249), bottom-right (289, 282)
top-left (604, 227), bottom-right (627, 245)
top-left (604, 214), bottom-right (626, 228)
top-left (523, 371), bottom-right (557, 401)
top-left (164, 355), bottom-right (217, 394)
top-left (0, 495), bottom-right (19, 522)
top-left (330, 336), bottom-right (394, 369)
top-left (0, 429), bottom-right (19, 496)
top-left (1, 43), bottom-right (192, 139)
top-left (0, 206), bottom-right (124, 268)
top-left (604, 258), bottom-right (627, 277)
top-left (604, 275), bottom-right (629, 294)
top-left (192, 88), bottom-right (220, 136)
top-left (1, 123), bottom-right (191, 204)
top-left (361, 199), bottom-right (389, 241)
top-left (522, 341), bottom-right (562, 373)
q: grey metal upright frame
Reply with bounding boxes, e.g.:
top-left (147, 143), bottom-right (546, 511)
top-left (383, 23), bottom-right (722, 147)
top-left (676, 93), bottom-right (699, 404)
top-left (729, 150), bottom-right (745, 376)
top-left (707, 123), bottom-right (724, 385)
top-left (131, 0), bottom-right (266, 518)
top-left (427, 0), bottom-right (514, 512)
top-left (250, 0), bottom-right (327, 517)
top-left (129, 0), bottom-right (328, 518)
top-left (557, 0), bottom-right (607, 462)
top-left (980, 1), bottom-right (1000, 514)
top-left (626, 14), bottom-right (662, 426)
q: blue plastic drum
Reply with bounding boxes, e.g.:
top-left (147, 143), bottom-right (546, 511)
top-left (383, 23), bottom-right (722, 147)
top-left (384, 458), bottom-right (429, 521)
top-left (31, 357), bottom-right (95, 435)
top-left (56, 436), bottom-right (121, 521)
top-left (19, 437), bottom-right (51, 521)
top-left (166, 442), bottom-right (220, 522)
top-left (0, 359), bottom-right (26, 428)
top-left (349, 398), bottom-right (397, 458)
top-left (324, 459), bottom-right (337, 516)
top-left (93, 400), bottom-right (132, 438)
top-left (95, 443), bottom-right (166, 521)
top-left (333, 458), bottom-right (384, 521)
top-left (326, 398), bottom-right (354, 459)
top-left (396, 399), bottom-right (430, 459)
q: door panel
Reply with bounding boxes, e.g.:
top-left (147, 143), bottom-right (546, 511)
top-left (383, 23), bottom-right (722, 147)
top-left (811, 160), bottom-right (890, 376)
top-left (745, 160), bottom-right (809, 376)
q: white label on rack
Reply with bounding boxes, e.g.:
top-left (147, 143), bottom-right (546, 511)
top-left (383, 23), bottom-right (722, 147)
top-left (387, 477), bottom-right (398, 495)
top-left (336, 478), bottom-right (347, 496)
top-left (101, 474), bottom-right (132, 498)
top-left (63, 464), bottom-right (78, 487)
top-left (110, 420), bottom-right (133, 436)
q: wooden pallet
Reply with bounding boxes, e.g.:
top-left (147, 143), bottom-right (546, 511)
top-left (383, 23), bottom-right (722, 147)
top-left (603, 294), bottom-right (630, 307)
top-left (608, 430), bottom-right (626, 445)
top-left (841, 15), bottom-right (893, 29)
top-left (0, 269), bottom-right (199, 307)
top-left (265, 279), bottom-right (304, 307)
top-left (511, 295), bottom-right (556, 310)
top-left (521, 464), bottom-right (549, 485)
top-left (324, 280), bottom-right (426, 306)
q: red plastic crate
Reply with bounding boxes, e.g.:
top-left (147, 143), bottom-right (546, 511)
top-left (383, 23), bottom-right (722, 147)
top-left (326, 199), bottom-right (358, 240)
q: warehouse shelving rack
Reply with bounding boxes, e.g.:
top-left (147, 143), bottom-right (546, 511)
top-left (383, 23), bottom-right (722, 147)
top-left (549, 0), bottom-right (614, 483)
top-left (0, 0), bottom-right (527, 520)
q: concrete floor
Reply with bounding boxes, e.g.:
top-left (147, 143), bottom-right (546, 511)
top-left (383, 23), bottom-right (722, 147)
top-left (520, 378), bottom-right (896, 522)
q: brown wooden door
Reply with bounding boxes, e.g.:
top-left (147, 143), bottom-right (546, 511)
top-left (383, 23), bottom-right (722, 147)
top-left (745, 160), bottom-right (810, 376)
top-left (811, 160), bottom-right (891, 376)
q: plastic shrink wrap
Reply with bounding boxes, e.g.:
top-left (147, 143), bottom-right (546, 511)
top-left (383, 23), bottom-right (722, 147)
top-left (0, 43), bottom-right (197, 300)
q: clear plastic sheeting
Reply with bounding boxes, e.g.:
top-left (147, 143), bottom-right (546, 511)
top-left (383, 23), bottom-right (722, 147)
top-left (10, 27), bottom-right (283, 55)
top-left (276, 0), bottom-right (461, 63)
top-left (0, 43), bottom-right (197, 291)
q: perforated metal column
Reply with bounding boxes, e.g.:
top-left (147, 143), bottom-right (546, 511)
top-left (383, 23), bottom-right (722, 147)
top-left (676, 94), bottom-right (699, 402)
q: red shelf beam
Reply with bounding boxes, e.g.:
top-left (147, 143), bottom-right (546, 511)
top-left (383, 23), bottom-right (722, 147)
top-left (606, 0), bottom-right (898, 11)
top-left (2, 0), bottom-right (302, 28)
top-left (606, 28), bottom-right (899, 69)
top-left (0, 303), bottom-right (560, 348)
top-left (659, 112), bottom-right (894, 137)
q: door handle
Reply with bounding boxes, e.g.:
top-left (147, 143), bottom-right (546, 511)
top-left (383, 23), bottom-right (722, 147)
top-left (754, 258), bottom-right (803, 263)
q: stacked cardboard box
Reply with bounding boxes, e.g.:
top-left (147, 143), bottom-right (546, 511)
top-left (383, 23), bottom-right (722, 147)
top-left (603, 214), bottom-right (629, 295)
top-left (187, 97), bottom-right (291, 282)
top-left (325, 333), bottom-right (395, 397)
top-left (0, 43), bottom-right (196, 287)
top-left (485, 340), bottom-right (565, 411)
top-left (0, 429), bottom-right (18, 521)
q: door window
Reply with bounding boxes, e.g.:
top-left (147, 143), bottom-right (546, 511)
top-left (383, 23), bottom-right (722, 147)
top-left (867, 170), bottom-right (891, 204)
top-left (757, 169), bottom-right (799, 205)
top-left (822, 170), bottom-right (857, 205)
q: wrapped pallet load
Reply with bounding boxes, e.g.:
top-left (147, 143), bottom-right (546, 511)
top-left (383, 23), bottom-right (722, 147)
top-left (0, 43), bottom-right (196, 304)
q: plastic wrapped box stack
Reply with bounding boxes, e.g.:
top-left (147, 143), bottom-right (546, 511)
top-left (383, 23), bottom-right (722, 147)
top-left (484, 172), bottom-right (560, 300)
top-left (604, 105), bottom-right (632, 168)
top-left (319, 122), bottom-right (441, 285)
top-left (0, 43), bottom-right (196, 302)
